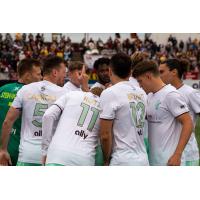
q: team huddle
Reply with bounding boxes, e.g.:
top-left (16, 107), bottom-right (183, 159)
top-left (0, 52), bottom-right (199, 166)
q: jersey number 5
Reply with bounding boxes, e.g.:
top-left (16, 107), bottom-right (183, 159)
top-left (32, 103), bottom-right (48, 128)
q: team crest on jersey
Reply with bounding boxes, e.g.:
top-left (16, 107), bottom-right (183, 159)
top-left (41, 86), bottom-right (46, 91)
top-left (13, 86), bottom-right (20, 92)
top-left (155, 100), bottom-right (161, 110)
top-left (180, 105), bottom-right (185, 109)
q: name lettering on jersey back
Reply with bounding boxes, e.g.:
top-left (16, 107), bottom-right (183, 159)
top-left (27, 93), bottom-right (57, 103)
top-left (83, 96), bottom-right (100, 108)
top-left (75, 130), bottom-right (88, 139)
top-left (127, 93), bottom-right (143, 101)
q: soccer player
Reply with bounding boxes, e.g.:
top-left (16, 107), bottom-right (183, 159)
top-left (0, 56), bottom-right (66, 166)
top-left (42, 88), bottom-right (103, 166)
top-left (130, 51), bottom-right (149, 155)
top-left (159, 58), bottom-right (200, 166)
top-left (0, 58), bottom-right (42, 165)
top-left (63, 61), bottom-right (89, 92)
top-left (133, 60), bottom-right (193, 166)
top-left (90, 57), bottom-right (110, 166)
top-left (100, 53), bottom-right (149, 166)
top-left (91, 57), bottom-right (110, 90)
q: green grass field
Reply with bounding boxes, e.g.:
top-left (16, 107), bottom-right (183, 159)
top-left (195, 117), bottom-right (200, 151)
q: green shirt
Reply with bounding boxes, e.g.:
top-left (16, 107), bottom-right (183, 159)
top-left (0, 82), bottom-right (24, 165)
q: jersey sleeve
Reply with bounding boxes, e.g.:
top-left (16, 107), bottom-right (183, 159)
top-left (100, 89), bottom-right (119, 120)
top-left (53, 93), bottom-right (69, 110)
top-left (188, 90), bottom-right (200, 114)
top-left (42, 104), bottom-right (63, 156)
top-left (165, 91), bottom-right (189, 118)
top-left (11, 87), bottom-right (24, 109)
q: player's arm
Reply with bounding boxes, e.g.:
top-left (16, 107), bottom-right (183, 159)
top-left (166, 92), bottom-right (193, 166)
top-left (99, 89), bottom-right (117, 166)
top-left (42, 95), bottom-right (67, 165)
top-left (0, 107), bottom-right (21, 166)
top-left (42, 105), bottom-right (62, 164)
top-left (100, 119), bottom-right (113, 165)
top-left (168, 112), bottom-right (193, 166)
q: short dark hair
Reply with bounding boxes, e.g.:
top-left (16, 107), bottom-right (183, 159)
top-left (110, 53), bottom-right (132, 79)
top-left (133, 60), bottom-right (160, 77)
top-left (43, 56), bottom-right (65, 75)
top-left (68, 61), bottom-right (83, 72)
top-left (93, 57), bottom-right (110, 70)
top-left (163, 58), bottom-right (189, 79)
top-left (17, 58), bottom-right (41, 77)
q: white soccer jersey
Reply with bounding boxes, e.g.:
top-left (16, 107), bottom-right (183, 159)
top-left (129, 77), bottom-right (140, 87)
top-left (63, 81), bottom-right (82, 92)
top-left (12, 80), bottom-right (66, 164)
top-left (147, 84), bottom-right (189, 166)
top-left (100, 81), bottom-right (149, 166)
top-left (43, 91), bottom-right (100, 166)
top-left (90, 82), bottom-right (105, 90)
top-left (178, 84), bottom-right (200, 162)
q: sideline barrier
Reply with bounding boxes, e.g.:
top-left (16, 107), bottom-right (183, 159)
top-left (183, 80), bottom-right (200, 90)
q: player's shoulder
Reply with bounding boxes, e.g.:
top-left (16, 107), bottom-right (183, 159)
top-left (129, 77), bottom-right (140, 87)
top-left (63, 81), bottom-right (70, 87)
top-left (67, 90), bottom-right (83, 96)
top-left (101, 81), bottom-right (132, 97)
top-left (161, 84), bottom-right (180, 97)
top-left (183, 85), bottom-right (200, 101)
top-left (0, 82), bottom-right (20, 91)
top-left (101, 85), bottom-right (114, 97)
top-left (63, 81), bottom-right (73, 89)
top-left (22, 81), bottom-right (42, 90)
top-left (179, 84), bottom-right (194, 94)
top-left (148, 84), bottom-right (180, 101)
top-left (165, 86), bottom-right (184, 102)
top-left (133, 85), bottom-right (146, 95)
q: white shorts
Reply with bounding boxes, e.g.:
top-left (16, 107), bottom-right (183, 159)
top-left (46, 148), bottom-right (95, 166)
top-left (110, 152), bottom-right (149, 166)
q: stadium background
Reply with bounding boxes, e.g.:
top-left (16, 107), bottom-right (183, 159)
top-left (0, 33), bottom-right (200, 150)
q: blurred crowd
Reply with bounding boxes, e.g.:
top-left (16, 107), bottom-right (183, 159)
top-left (0, 33), bottom-right (200, 80)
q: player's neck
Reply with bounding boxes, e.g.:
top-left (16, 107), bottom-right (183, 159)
top-left (70, 80), bottom-right (80, 88)
top-left (152, 78), bottom-right (166, 93)
top-left (111, 76), bottom-right (129, 85)
top-left (43, 76), bottom-right (57, 85)
top-left (18, 77), bottom-right (29, 84)
top-left (171, 79), bottom-right (183, 89)
top-left (18, 78), bottom-right (25, 84)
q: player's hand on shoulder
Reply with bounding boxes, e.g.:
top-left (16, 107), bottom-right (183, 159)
top-left (0, 150), bottom-right (12, 166)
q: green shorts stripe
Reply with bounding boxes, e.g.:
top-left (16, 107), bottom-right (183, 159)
top-left (144, 138), bottom-right (149, 156)
top-left (95, 145), bottom-right (104, 166)
top-left (185, 160), bottom-right (199, 166)
top-left (17, 161), bottom-right (42, 166)
top-left (46, 163), bottom-right (64, 166)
